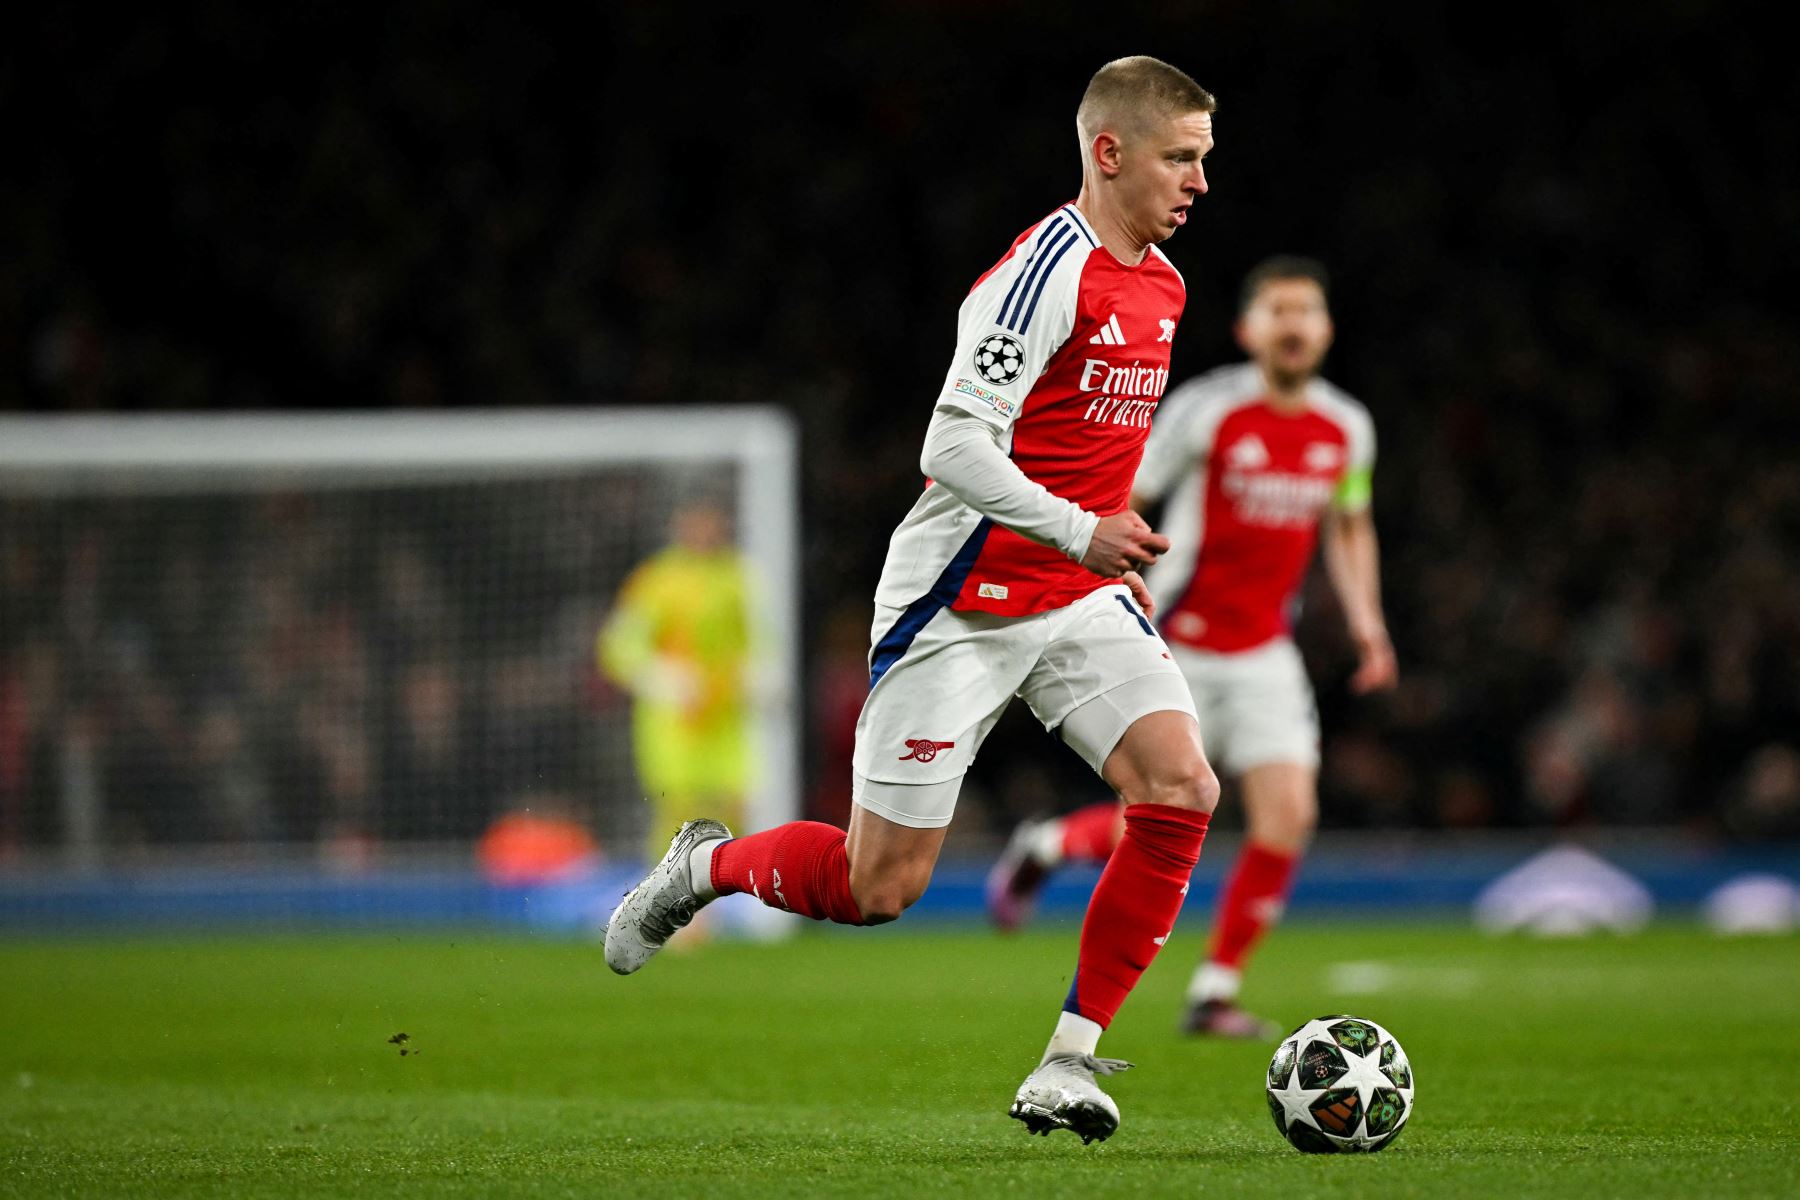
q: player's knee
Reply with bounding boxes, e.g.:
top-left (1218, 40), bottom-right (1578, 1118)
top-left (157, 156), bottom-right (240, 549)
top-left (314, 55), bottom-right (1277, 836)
top-left (1129, 756), bottom-right (1220, 814)
top-left (1182, 760), bottom-right (1223, 814)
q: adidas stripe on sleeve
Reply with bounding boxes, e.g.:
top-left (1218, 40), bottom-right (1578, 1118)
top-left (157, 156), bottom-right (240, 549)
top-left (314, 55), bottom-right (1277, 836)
top-left (935, 207), bottom-right (1095, 433)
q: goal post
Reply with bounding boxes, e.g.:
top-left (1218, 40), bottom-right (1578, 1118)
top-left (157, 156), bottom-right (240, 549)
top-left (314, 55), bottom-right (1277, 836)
top-left (0, 407), bottom-right (800, 908)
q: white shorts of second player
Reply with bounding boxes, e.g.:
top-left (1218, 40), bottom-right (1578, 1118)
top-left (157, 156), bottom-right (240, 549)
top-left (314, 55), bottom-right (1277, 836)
top-left (1169, 637), bottom-right (1320, 776)
top-left (851, 582), bottom-right (1197, 829)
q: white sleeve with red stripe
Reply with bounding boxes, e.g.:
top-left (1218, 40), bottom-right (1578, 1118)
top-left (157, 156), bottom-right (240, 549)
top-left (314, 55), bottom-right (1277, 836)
top-left (933, 208), bottom-right (1094, 432)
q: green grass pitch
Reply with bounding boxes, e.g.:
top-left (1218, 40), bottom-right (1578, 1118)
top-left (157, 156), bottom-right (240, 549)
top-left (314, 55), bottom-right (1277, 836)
top-left (3, 921), bottom-right (1796, 1198)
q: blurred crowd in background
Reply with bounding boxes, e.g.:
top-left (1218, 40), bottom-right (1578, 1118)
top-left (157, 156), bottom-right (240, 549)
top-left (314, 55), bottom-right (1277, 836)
top-left (0, 482), bottom-right (674, 857)
top-left (4, 2), bottom-right (1798, 856)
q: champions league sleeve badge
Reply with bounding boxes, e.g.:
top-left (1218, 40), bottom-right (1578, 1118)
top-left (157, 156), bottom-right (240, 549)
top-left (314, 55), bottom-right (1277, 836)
top-left (973, 333), bottom-right (1026, 386)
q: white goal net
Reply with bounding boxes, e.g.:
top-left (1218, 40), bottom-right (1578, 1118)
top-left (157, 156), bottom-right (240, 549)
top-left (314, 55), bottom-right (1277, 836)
top-left (0, 409), bottom-right (799, 910)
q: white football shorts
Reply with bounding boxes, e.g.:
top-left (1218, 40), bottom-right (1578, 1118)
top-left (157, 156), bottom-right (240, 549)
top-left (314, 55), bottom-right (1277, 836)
top-left (1169, 636), bottom-right (1320, 775)
top-left (850, 582), bottom-right (1196, 829)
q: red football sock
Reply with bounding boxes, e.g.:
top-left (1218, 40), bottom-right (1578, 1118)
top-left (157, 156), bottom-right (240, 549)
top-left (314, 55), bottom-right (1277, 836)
top-left (1064, 803), bottom-right (1210, 1027)
top-left (1205, 840), bottom-right (1300, 970)
top-left (710, 821), bottom-right (866, 925)
top-left (1058, 801), bottom-right (1124, 864)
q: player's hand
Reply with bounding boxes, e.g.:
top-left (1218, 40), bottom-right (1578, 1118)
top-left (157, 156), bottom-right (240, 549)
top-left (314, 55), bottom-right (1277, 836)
top-left (1349, 628), bottom-right (1398, 695)
top-left (640, 655), bottom-right (703, 709)
top-left (1081, 511), bottom-right (1170, 578)
top-left (1122, 570), bottom-right (1155, 620)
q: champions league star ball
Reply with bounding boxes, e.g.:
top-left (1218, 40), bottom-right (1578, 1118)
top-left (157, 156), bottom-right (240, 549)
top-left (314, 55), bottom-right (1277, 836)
top-left (973, 333), bottom-right (1025, 385)
top-left (1266, 1015), bottom-right (1414, 1153)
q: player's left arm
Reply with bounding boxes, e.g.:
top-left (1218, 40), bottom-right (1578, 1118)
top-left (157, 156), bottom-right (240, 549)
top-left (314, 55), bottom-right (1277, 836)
top-left (1319, 403), bottom-right (1396, 695)
top-left (1321, 506), bottom-right (1395, 694)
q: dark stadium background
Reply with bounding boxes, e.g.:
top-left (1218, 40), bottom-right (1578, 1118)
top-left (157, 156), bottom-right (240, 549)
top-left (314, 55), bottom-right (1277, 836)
top-left (5, 0), bottom-right (1798, 859)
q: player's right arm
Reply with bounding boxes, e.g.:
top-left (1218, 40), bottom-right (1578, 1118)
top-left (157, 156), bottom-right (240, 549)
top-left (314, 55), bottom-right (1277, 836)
top-left (920, 212), bottom-right (1167, 578)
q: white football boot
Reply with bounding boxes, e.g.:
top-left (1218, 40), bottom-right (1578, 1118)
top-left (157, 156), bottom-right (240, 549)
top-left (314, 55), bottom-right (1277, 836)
top-left (604, 818), bottom-right (732, 975)
top-left (1008, 1053), bottom-right (1134, 1144)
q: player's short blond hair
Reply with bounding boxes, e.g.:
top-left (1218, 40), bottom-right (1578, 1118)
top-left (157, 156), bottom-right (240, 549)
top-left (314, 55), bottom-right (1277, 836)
top-left (1076, 56), bottom-right (1216, 150)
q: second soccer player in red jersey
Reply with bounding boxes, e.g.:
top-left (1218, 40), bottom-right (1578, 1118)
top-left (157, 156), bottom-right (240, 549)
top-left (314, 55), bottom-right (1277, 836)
top-left (988, 256), bottom-right (1398, 1038)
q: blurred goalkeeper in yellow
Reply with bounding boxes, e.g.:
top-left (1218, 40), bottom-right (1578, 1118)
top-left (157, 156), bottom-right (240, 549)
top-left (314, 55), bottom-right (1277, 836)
top-left (598, 500), bottom-right (754, 863)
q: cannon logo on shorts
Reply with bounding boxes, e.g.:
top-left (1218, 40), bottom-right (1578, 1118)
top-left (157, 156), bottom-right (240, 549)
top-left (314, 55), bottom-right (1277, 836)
top-left (899, 738), bottom-right (955, 762)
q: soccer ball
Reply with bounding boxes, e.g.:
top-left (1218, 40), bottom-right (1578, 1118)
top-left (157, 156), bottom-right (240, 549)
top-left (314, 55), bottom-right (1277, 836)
top-left (1266, 1014), bottom-right (1413, 1153)
top-left (973, 333), bottom-right (1025, 385)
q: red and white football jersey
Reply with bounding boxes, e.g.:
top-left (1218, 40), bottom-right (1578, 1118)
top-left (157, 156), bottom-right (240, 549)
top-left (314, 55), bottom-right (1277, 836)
top-left (874, 203), bottom-right (1186, 620)
top-left (1135, 363), bottom-right (1375, 653)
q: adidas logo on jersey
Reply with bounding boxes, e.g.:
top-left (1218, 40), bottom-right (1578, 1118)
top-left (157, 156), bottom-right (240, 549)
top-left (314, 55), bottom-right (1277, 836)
top-left (1088, 313), bottom-right (1127, 345)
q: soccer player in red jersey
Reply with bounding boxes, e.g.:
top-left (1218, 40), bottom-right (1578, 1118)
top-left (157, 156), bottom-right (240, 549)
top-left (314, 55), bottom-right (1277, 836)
top-left (607, 56), bottom-right (1218, 1143)
top-left (988, 256), bottom-right (1398, 1039)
